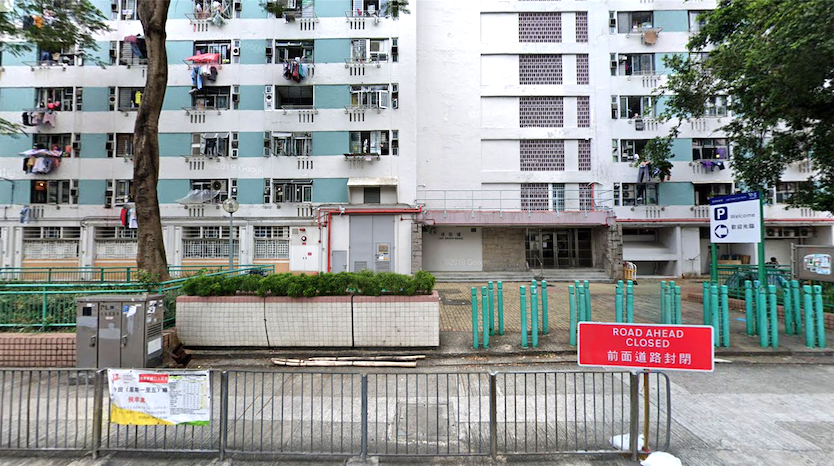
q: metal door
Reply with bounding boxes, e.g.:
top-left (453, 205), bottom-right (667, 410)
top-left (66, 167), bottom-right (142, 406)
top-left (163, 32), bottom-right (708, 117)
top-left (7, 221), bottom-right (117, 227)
top-left (121, 301), bottom-right (146, 368)
top-left (349, 216), bottom-right (395, 272)
top-left (332, 250), bottom-right (348, 272)
top-left (98, 303), bottom-right (122, 368)
top-left (76, 302), bottom-right (98, 368)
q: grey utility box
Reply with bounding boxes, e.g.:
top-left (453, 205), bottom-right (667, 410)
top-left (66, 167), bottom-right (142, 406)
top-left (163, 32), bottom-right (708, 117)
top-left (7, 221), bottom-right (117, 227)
top-left (76, 295), bottom-right (164, 369)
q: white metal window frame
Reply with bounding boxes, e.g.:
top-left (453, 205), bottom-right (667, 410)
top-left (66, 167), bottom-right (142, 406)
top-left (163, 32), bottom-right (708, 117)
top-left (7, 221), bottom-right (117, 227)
top-left (692, 138), bottom-right (729, 160)
top-left (350, 85), bottom-right (390, 109)
top-left (35, 87), bottom-right (74, 111)
top-left (349, 130), bottom-right (390, 155)
top-left (268, 132), bottom-right (311, 157)
top-left (704, 96), bottom-right (728, 117)
top-left (31, 180), bottom-right (78, 205)
top-left (189, 179), bottom-right (236, 203)
top-left (614, 183), bottom-right (659, 206)
top-left (267, 179), bottom-right (313, 204)
top-left (191, 132), bottom-right (233, 157)
top-left (106, 179), bottom-right (133, 206)
top-left (274, 40), bottom-right (314, 63)
top-left (615, 96), bottom-right (655, 119)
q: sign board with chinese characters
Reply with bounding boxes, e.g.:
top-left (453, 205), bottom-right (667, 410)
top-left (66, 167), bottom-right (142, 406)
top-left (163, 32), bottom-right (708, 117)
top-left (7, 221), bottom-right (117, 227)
top-left (577, 322), bottom-right (714, 372)
top-left (794, 245), bottom-right (834, 282)
top-left (108, 369), bottom-right (211, 426)
top-left (709, 192), bottom-right (761, 244)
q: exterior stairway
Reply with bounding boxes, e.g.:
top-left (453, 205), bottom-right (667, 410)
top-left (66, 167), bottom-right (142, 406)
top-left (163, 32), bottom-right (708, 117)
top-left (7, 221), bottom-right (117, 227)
top-left (429, 268), bottom-right (612, 283)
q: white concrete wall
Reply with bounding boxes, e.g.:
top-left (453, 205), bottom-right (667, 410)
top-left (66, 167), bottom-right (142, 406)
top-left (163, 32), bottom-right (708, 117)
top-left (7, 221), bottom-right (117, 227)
top-left (422, 226), bottom-right (484, 271)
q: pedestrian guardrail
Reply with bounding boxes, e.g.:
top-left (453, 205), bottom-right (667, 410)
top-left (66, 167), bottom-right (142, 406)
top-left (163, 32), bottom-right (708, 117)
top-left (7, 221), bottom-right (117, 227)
top-left (0, 368), bottom-right (671, 461)
top-left (0, 265), bottom-right (271, 284)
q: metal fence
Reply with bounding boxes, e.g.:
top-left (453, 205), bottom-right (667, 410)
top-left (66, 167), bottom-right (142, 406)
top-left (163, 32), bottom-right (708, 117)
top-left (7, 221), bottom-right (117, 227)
top-left (0, 368), bottom-right (671, 460)
top-left (0, 265), bottom-right (270, 284)
top-left (717, 264), bottom-right (833, 313)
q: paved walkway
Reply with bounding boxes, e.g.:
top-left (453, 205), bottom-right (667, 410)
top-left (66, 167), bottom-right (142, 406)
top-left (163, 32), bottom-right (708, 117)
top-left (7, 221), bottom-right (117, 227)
top-left (437, 279), bottom-right (831, 357)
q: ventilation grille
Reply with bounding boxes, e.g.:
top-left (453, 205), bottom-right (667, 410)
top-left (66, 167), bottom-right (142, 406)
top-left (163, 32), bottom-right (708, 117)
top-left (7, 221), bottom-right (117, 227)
top-left (354, 261), bottom-right (369, 271)
top-left (520, 97), bottom-right (563, 128)
top-left (576, 55), bottom-right (590, 85)
top-left (577, 96), bottom-right (591, 127)
top-left (519, 12), bottom-right (562, 43)
top-left (520, 55), bottom-right (562, 85)
top-left (520, 140), bottom-right (565, 171)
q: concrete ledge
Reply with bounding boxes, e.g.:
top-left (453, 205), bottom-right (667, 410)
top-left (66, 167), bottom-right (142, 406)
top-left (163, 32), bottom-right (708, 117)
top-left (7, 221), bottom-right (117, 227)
top-left (177, 291), bottom-right (441, 348)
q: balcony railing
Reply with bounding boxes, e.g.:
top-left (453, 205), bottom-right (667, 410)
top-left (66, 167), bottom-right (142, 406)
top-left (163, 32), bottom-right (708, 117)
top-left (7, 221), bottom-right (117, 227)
top-left (416, 189), bottom-right (614, 214)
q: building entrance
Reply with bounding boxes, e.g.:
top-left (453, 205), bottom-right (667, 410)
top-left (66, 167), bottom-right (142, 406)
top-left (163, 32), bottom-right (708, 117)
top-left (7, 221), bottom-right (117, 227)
top-left (525, 228), bottom-right (593, 269)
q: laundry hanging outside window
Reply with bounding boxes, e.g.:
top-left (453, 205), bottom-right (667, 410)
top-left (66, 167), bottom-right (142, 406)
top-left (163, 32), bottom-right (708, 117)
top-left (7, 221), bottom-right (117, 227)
top-left (185, 53), bottom-right (221, 94)
top-left (19, 148), bottom-right (66, 174)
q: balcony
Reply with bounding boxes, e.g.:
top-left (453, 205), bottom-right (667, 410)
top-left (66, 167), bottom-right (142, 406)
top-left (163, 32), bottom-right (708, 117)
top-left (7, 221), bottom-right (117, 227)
top-left (185, 0), bottom-right (235, 32)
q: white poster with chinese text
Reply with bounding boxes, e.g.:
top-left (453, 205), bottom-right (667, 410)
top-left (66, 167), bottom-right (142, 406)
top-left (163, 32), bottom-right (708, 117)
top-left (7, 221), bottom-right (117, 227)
top-left (108, 369), bottom-right (211, 426)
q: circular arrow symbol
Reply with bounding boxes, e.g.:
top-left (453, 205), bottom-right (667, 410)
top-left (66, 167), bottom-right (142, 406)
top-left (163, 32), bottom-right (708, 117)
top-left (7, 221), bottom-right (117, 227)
top-left (714, 225), bottom-right (729, 239)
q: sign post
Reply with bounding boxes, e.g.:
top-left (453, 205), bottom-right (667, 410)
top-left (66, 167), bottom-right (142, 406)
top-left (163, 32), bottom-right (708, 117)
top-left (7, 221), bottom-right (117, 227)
top-left (578, 322), bottom-right (714, 455)
top-left (709, 192), bottom-right (763, 283)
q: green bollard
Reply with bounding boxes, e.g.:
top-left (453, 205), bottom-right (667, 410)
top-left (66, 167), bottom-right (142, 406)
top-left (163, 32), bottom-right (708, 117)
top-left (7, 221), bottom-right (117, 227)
top-left (626, 281), bottom-right (634, 323)
top-left (487, 282), bottom-right (495, 336)
top-left (568, 285), bottom-right (577, 346)
top-left (531, 286), bottom-right (539, 348)
top-left (481, 286), bottom-right (489, 349)
top-left (674, 285), bottom-right (682, 325)
top-left (541, 281), bottom-right (549, 334)
top-left (471, 287), bottom-right (479, 349)
top-left (720, 285), bottom-right (730, 347)
top-left (660, 281), bottom-right (667, 324)
top-left (520, 286), bottom-right (528, 348)
top-left (744, 281), bottom-right (754, 336)
top-left (710, 285), bottom-right (720, 347)
top-left (497, 281), bottom-right (504, 336)
top-left (584, 280), bottom-right (592, 321)
top-left (803, 285), bottom-right (815, 348)
top-left (615, 281), bottom-right (624, 323)
top-left (663, 283), bottom-right (673, 325)
top-left (792, 280), bottom-right (803, 333)
top-left (577, 285), bottom-right (587, 322)
top-left (783, 288), bottom-right (794, 335)
top-left (757, 285), bottom-right (768, 347)
top-left (814, 285), bottom-right (826, 348)
top-left (703, 282), bottom-right (711, 325)
top-left (768, 285), bottom-right (778, 349)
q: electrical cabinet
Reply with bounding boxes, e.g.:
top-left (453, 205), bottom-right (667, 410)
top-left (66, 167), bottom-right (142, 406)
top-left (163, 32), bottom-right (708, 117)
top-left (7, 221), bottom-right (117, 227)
top-left (76, 294), bottom-right (164, 369)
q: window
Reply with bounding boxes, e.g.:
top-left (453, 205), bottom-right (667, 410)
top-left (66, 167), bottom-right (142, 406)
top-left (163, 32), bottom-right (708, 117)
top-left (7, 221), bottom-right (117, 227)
top-left (689, 10), bottom-right (707, 32)
top-left (704, 96), bottom-right (728, 117)
top-left (391, 38), bottom-right (398, 62)
top-left (190, 179), bottom-right (236, 204)
top-left (105, 179), bottom-right (133, 207)
top-left (519, 12), bottom-right (562, 43)
top-left (33, 134), bottom-right (75, 157)
top-left (194, 40), bottom-right (232, 62)
top-left (36, 44), bottom-right (78, 66)
top-left (254, 226), bottom-right (290, 259)
top-left (31, 180), bottom-right (77, 205)
top-left (35, 88), bottom-right (74, 111)
top-left (350, 85), bottom-right (390, 109)
top-left (267, 179), bottom-right (312, 203)
top-left (113, 87), bottom-right (144, 111)
top-left (273, 40), bottom-right (314, 63)
top-left (113, 0), bottom-right (138, 20)
top-left (616, 11), bottom-right (653, 33)
top-left (274, 86), bottom-right (314, 108)
top-left (520, 55), bottom-right (562, 85)
top-left (24, 226), bottom-right (81, 240)
top-left (364, 187), bottom-right (381, 204)
top-left (349, 131), bottom-right (390, 155)
top-left (775, 182), bottom-right (811, 203)
top-left (615, 139), bottom-right (650, 162)
top-left (95, 226), bottom-right (137, 259)
top-left (22, 227), bottom-right (80, 259)
top-left (192, 86), bottom-right (230, 110)
top-left (553, 184), bottom-right (565, 211)
top-left (695, 183), bottom-right (732, 205)
top-left (615, 183), bottom-right (659, 206)
top-left (267, 132), bottom-right (312, 157)
top-left (192, 133), bottom-right (232, 157)
top-left (108, 133), bottom-right (134, 158)
top-left (615, 96), bottom-right (655, 119)
top-left (692, 138), bottom-right (729, 160)
top-left (182, 226), bottom-right (239, 259)
top-left (96, 227), bottom-right (137, 240)
top-left (391, 130), bottom-right (399, 155)
top-left (351, 39), bottom-right (388, 62)
top-left (614, 53), bottom-right (655, 76)
top-left (111, 38), bottom-right (147, 66)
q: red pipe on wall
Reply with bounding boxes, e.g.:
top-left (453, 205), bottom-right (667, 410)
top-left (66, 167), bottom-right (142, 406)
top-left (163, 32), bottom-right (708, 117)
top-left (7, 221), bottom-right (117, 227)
top-left (317, 207), bottom-right (423, 272)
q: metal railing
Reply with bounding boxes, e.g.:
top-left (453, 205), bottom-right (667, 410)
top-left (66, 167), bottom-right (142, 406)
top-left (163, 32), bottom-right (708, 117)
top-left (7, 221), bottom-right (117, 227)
top-left (416, 189), bottom-right (615, 213)
top-left (0, 368), bottom-right (671, 460)
top-left (0, 266), bottom-right (274, 330)
top-left (716, 264), bottom-right (833, 313)
top-left (0, 265), bottom-right (271, 284)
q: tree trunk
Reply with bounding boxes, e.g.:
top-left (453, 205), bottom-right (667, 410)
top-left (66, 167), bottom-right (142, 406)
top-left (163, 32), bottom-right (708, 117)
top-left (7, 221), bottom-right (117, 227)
top-left (133, 0), bottom-right (171, 281)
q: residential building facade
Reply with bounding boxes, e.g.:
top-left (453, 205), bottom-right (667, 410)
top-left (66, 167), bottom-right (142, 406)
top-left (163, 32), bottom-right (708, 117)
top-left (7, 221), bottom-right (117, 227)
top-left (0, 0), bottom-right (830, 278)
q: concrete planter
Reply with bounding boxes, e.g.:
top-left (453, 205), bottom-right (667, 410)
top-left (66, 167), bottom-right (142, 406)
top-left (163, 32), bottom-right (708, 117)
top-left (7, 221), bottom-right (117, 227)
top-left (177, 291), bottom-right (440, 348)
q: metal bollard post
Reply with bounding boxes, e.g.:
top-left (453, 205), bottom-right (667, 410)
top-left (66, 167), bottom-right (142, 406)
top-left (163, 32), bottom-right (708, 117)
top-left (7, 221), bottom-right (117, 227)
top-left (577, 284), bottom-right (586, 322)
top-left (360, 375), bottom-right (369, 461)
top-left (783, 288), bottom-right (794, 335)
top-left (541, 280), bottom-right (549, 334)
top-left (814, 285), bottom-right (826, 348)
top-left (488, 281), bottom-right (495, 336)
top-left (663, 283), bottom-right (673, 325)
top-left (753, 280), bottom-right (761, 335)
top-left (482, 286), bottom-right (489, 349)
top-left (219, 370), bottom-right (229, 460)
top-left (520, 286), bottom-right (528, 348)
top-left (471, 287), bottom-right (479, 349)
top-left (626, 280), bottom-right (634, 323)
top-left (660, 281), bottom-right (667, 324)
top-left (568, 285), bottom-right (577, 346)
top-left (584, 280), bottom-right (592, 321)
top-left (792, 280), bottom-right (803, 333)
top-left (758, 285), bottom-right (768, 347)
top-left (703, 282), bottom-right (711, 325)
top-left (615, 280), bottom-right (624, 323)
top-left (768, 285), bottom-right (778, 349)
top-left (489, 373), bottom-right (498, 459)
top-left (803, 285), bottom-right (815, 348)
top-left (720, 285), bottom-right (730, 347)
top-left (497, 281), bottom-right (504, 336)
top-left (674, 285), bottom-right (682, 325)
top-left (710, 285), bottom-right (720, 346)
top-left (744, 281), bottom-right (754, 336)
top-left (531, 286), bottom-right (539, 348)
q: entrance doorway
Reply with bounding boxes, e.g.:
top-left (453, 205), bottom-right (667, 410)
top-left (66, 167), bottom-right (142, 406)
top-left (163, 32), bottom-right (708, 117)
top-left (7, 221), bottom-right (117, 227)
top-left (525, 228), bottom-right (593, 268)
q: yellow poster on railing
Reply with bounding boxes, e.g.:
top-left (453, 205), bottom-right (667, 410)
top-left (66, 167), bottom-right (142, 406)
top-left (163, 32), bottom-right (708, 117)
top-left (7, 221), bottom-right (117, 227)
top-left (107, 369), bottom-right (211, 426)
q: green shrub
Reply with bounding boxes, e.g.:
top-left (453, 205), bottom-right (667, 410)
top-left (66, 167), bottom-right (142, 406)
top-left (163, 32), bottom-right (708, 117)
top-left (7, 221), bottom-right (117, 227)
top-left (181, 270), bottom-right (436, 298)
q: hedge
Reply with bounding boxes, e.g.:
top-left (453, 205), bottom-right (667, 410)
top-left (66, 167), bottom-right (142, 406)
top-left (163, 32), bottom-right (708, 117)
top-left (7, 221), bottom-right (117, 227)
top-left (181, 270), bottom-right (436, 298)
